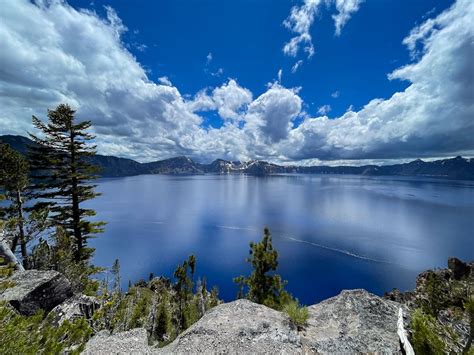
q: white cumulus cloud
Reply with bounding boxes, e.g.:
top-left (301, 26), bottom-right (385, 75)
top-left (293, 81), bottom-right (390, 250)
top-left (0, 0), bottom-right (472, 165)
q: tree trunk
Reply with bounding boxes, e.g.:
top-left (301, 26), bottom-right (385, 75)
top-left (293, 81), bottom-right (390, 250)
top-left (0, 231), bottom-right (25, 271)
top-left (15, 189), bottom-right (29, 269)
top-left (70, 130), bottom-right (83, 261)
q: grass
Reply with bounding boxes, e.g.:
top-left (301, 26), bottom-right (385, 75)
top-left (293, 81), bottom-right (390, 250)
top-left (283, 300), bottom-right (308, 329)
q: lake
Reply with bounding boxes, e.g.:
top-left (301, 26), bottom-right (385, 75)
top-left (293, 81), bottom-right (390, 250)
top-left (87, 174), bottom-right (474, 305)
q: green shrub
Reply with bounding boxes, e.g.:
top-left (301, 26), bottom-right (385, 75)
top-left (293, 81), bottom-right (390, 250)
top-left (0, 302), bottom-right (92, 354)
top-left (411, 308), bottom-right (445, 354)
top-left (283, 300), bottom-right (308, 329)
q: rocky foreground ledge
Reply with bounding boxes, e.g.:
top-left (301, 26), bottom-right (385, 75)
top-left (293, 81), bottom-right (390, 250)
top-left (82, 290), bottom-right (406, 354)
top-left (1, 258), bottom-right (472, 353)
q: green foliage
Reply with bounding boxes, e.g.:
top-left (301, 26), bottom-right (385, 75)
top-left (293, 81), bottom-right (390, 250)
top-left (234, 227), bottom-right (292, 310)
top-left (283, 300), bottom-right (308, 329)
top-left (92, 256), bottom-right (220, 346)
top-left (0, 280), bottom-right (16, 292)
top-left (464, 297), bottom-right (474, 354)
top-left (209, 286), bottom-right (220, 308)
top-left (28, 104), bottom-right (105, 262)
top-left (0, 143), bottom-right (32, 268)
top-left (421, 272), bottom-right (448, 317)
top-left (0, 143), bottom-right (29, 199)
top-left (0, 302), bottom-right (92, 354)
top-left (30, 227), bottom-right (101, 294)
top-left (411, 308), bottom-right (446, 354)
top-left (154, 292), bottom-right (172, 342)
top-left (173, 255), bottom-right (196, 330)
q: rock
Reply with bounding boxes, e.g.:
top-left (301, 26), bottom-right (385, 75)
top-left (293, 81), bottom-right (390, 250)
top-left (384, 288), bottom-right (416, 304)
top-left (437, 308), bottom-right (471, 353)
top-left (50, 294), bottom-right (100, 325)
top-left (82, 328), bottom-right (153, 354)
top-left (448, 257), bottom-right (471, 280)
top-left (158, 299), bottom-right (302, 353)
top-left (302, 289), bottom-right (403, 353)
top-left (0, 270), bottom-right (72, 315)
top-left (149, 276), bottom-right (171, 292)
top-left (80, 290), bottom-right (407, 353)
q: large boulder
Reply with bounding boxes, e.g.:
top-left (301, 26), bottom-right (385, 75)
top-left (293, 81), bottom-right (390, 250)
top-left (82, 328), bottom-right (153, 354)
top-left (302, 289), bottom-right (403, 353)
top-left (0, 270), bottom-right (72, 315)
top-left (50, 294), bottom-right (100, 325)
top-left (159, 299), bottom-right (301, 353)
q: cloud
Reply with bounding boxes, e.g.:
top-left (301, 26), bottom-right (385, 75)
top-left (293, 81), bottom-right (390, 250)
top-left (283, 0), bottom-right (363, 62)
top-left (317, 104), bottom-right (331, 115)
top-left (187, 79), bottom-right (252, 124)
top-left (158, 76), bottom-right (172, 86)
top-left (134, 43), bottom-right (147, 52)
top-left (332, 0), bottom-right (364, 36)
top-left (0, 0), bottom-right (203, 161)
top-left (206, 52), bottom-right (213, 64)
top-left (291, 60), bottom-right (304, 73)
top-left (211, 68), bottom-right (224, 77)
top-left (331, 90), bottom-right (340, 98)
top-left (277, 69), bottom-right (283, 83)
top-left (283, 0), bottom-right (321, 58)
top-left (284, 0), bottom-right (474, 160)
top-left (0, 0), bottom-right (472, 164)
top-left (245, 83), bottom-right (302, 143)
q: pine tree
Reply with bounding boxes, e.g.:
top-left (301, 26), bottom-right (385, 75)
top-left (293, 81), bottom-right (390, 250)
top-left (233, 227), bottom-right (291, 309)
top-left (173, 255), bottom-right (195, 330)
top-left (111, 259), bottom-right (121, 295)
top-left (0, 143), bottom-right (30, 268)
top-left (28, 104), bottom-right (105, 262)
top-left (154, 298), bottom-right (171, 341)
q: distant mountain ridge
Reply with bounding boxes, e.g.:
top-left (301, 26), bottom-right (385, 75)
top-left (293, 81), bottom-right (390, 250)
top-left (1, 135), bottom-right (473, 180)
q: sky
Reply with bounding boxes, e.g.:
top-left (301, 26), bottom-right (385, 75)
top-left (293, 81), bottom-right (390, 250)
top-left (0, 0), bottom-right (473, 165)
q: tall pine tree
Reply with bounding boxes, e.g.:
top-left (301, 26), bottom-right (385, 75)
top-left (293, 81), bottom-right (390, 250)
top-left (29, 104), bottom-right (104, 262)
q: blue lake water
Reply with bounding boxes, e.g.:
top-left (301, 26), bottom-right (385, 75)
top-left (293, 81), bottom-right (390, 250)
top-left (87, 174), bottom-right (474, 305)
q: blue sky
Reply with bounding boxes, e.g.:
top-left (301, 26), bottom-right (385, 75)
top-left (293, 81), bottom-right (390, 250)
top-left (73, 0), bottom-right (449, 120)
top-left (0, 0), bottom-right (472, 164)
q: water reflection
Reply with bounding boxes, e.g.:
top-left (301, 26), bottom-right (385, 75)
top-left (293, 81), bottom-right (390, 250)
top-left (87, 174), bottom-right (474, 304)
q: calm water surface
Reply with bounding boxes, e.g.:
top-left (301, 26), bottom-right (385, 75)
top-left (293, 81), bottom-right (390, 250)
top-left (87, 174), bottom-right (474, 304)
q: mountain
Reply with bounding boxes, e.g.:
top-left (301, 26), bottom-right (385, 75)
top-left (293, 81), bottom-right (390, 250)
top-left (1, 135), bottom-right (473, 180)
top-left (142, 156), bottom-right (205, 175)
top-left (88, 155), bottom-right (147, 177)
top-left (0, 135), bottom-right (32, 155)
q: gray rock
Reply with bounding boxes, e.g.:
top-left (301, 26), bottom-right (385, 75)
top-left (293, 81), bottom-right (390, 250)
top-left (447, 257), bottom-right (471, 280)
top-left (50, 294), bottom-right (100, 325)
top-left (82, 328), bottom-right (153, 354)
top-left (158, 299), bottom-right (302, 354)
top-left (82, 290), bottom-right (405, 354)
top-left (0, 270), bottom-right (72, 315)
top-left (302, 289), bottom-right (402, 353)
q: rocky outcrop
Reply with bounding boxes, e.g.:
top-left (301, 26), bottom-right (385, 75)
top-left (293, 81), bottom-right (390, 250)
top-left (302, 289), bottom-right (404, 353)
top-left (83, 290), bottom-right (405, 354)
top-left (0, 270), bottom-right (72, 315)
top-left (384, 257), bottom-right (473, 353)
top-left (50, 294), bottom-right (100, 325)
top-left (159, 299), bottom-right (301, 353)
top-left (448, 256), bottom-right (472, 280)
top-left (82, 328), bottom-right (153, 354)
